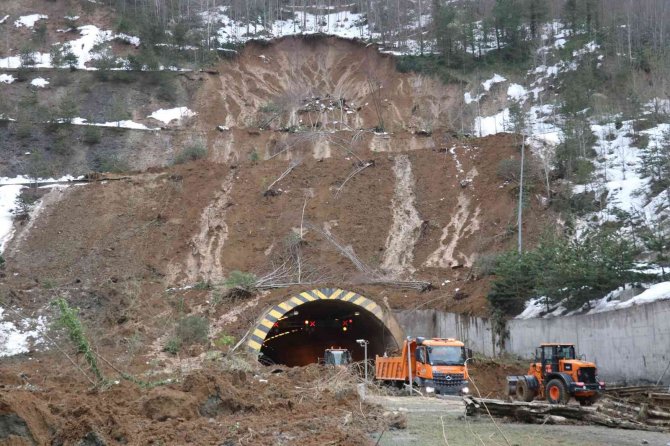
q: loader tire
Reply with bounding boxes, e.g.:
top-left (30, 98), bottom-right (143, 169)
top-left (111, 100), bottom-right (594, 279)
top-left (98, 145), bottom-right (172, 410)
top-left (545, 379), bottom-right (569, 405)
top-left (516, 379), bottom-right (536, 402)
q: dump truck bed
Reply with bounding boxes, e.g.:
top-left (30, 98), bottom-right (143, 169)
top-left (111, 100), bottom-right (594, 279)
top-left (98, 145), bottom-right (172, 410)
top-left (376, 356), bottom-right (408, 381)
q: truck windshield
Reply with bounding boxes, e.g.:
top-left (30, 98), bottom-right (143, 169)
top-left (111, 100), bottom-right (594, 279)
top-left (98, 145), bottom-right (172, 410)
top-left (426, 346), bottom-right (465, 365)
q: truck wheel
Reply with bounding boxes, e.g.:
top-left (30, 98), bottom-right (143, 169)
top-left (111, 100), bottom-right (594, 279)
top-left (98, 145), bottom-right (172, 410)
top-left (516, 380), bottom-right (535, 402)
top-left (545, 379), bottom-right (569, 405)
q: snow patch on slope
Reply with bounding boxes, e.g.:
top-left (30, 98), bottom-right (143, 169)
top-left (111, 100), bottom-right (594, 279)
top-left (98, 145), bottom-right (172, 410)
top-left (0, 308), bottom-right (47, 357)
top-left (482, 74), bottom-right (506, 91)
top-left (69, 117), bottom-right (159, 131)
top-left (14, 14), bottom-right (47, 28)
top-left (0, 74), bottom-right (15, 84)
top-left (30, 77), bottom-right (49, 88)
top-left (148, 107), bottom-right (197, 125)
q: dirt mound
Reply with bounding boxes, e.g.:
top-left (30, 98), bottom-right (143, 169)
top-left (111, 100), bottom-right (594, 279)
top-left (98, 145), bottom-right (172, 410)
top-left (0, 361), bottom-right (388, 445)
top-left (468, 357), bottom-right (528, 399)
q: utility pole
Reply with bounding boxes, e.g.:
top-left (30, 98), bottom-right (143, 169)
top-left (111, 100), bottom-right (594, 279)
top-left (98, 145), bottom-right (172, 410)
top-left (406, 336), bottom-right (413, 395)
top-left (518, 136), bottom-right (525, 254)
top-left (357, 339), bottom-right (369, 399)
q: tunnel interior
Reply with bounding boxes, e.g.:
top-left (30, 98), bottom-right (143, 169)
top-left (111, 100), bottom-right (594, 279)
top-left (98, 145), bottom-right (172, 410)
top-left (259, 299), bottom-right (397, 366)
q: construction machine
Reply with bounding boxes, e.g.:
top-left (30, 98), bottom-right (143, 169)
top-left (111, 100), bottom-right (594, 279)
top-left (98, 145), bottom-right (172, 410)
top-left (507, 343), bottom-right (605, 405)
top-left (323, 348), bottom-right (352, 366)
top-left (375, 337), bottom-right (472, 395)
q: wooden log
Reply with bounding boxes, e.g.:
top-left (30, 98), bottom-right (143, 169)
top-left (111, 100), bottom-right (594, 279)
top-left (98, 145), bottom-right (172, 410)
top-left (603, 398), bottom-right (670, 419)
top-left (464, 397), bottom-right (667, 432)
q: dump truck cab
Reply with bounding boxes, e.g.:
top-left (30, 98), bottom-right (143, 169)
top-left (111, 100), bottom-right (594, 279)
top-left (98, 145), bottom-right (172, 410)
top-left (415, 338), bottom-right (471, 395)
top-left (375, 337), bottom-right (472, 395)
top-left (508, 343), bottom-right (605, 405)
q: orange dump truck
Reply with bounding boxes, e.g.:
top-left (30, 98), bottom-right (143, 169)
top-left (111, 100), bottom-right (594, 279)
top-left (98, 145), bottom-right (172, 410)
top-left (375, 337), bottom-right (472, 395)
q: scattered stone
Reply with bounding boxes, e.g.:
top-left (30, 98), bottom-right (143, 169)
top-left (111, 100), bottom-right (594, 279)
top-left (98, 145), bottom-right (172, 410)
top-left (0, 412), bottom-right (35, 443)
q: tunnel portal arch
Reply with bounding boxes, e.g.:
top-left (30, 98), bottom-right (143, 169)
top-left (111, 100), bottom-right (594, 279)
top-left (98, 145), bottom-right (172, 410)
top-left (247, 288), bottom-right (404, 364)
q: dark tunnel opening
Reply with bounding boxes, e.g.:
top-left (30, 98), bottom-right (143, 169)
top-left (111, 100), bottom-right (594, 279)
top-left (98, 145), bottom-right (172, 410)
top-left (259, 299), bottom-right (397, 366)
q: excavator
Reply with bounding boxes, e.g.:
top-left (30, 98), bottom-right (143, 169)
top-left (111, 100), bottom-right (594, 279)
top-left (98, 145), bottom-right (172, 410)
top-left (507, 343), bottom-right (605, 405)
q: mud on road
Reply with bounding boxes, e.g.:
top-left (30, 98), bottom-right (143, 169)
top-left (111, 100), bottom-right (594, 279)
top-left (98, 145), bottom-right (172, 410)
top-left (372, 395), bottom-right (670, 446)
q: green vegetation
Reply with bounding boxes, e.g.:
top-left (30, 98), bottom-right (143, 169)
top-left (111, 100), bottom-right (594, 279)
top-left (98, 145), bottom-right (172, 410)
top-left (50, 45), bottom-right (79, 70)
top-left (94, 154), bottom-right (129, 173)
top-left (224, 270), bottom-right (258, 292)
top-left (488, 230), bottom-right (641, 315)
top-left (163, 337), bottom-right (181, 355)
top-left (53, 298), bottom-right (106, 384)
top-left (174, 315), bottom-right (209, 346)
top-left (214, 334), bottom-right (236, 349)
top-left (173, 142), bottom-right (207, 165)
top-left (83, 126), bottom-right (102, 145)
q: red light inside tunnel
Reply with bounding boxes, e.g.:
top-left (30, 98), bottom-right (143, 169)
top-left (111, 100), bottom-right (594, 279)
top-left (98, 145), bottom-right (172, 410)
top-left (310, 321), bottom-right (316, 327)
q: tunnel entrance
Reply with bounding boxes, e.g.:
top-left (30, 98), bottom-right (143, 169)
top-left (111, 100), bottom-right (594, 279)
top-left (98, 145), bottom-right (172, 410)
top-left (247, 288), bottom-right (401, 367)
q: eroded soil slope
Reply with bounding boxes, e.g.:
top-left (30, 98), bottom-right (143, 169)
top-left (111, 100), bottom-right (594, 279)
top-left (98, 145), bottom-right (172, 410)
top-left (4, 134), bottom-right (550, 319)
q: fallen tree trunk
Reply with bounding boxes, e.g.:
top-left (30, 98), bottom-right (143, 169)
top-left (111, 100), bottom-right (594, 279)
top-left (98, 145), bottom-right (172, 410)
top-left (463, 397), bottom-right (666, 432)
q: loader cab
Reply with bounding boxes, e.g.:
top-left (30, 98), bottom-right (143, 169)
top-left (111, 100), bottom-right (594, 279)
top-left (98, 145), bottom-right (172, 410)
top-left (535, 344), bottom-right (575, 376)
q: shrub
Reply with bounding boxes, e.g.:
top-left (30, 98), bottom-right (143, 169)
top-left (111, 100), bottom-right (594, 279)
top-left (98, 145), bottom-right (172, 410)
top-left (473, 253), bottom-right (499, 278)
top-left (83, 126), bottom-right (102, 145)
top-left (173, 142), bottom-right (207, 165)
top-left (163, 337), bottom-right (181, 355)
top-left (59, 97), bottom-right (79, 124)
top-left (32, 22), bottom-right (48, 45)
top-left (94, 154), bottom-right (129, 173)
top-left (224, 270), bottom-right (257, 291)
top-left (496, 158), bottom-right (521, 182)
top-left (194, 280), bottom-right (211, 290)
top-left (53, 298), bottom-right (106, 383)
top-left (174, 315), bottom-right (209, 346)
top-left (50, 45), bottom-right (79, 70)
top-left (214, 334), bottom-right (235, 348)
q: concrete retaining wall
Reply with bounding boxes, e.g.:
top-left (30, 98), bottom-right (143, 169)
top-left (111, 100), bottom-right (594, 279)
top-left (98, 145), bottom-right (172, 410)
top-left (395, 310), bottom-right (500, 357)
top-left (395, 300), bottom-right (670, 385)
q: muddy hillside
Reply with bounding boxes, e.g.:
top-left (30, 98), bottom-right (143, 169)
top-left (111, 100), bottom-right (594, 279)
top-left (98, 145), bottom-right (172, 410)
top-left (2, 38), bottom-right (554, 331)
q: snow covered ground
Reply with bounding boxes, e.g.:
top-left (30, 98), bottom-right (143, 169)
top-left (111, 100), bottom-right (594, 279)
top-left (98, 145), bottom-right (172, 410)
top-left (30, 77), bottom-right (49, 88)
top-left (0, 175), bottom-right (82, 253)
top-left (0, 184), bottom-right (24, 253)
top-left (517, 281), bottom-right (670, 319)
top-left (68, 117), bottom-right (159, 131)
top-left (148, 107), bottom-right (196, 125)
top-left (0, 307), bottom-right (46, 358)
top-left (14, 14), bottom-right (47, 28)
top-left (0, 24), bottom-right (139, 70)
top-left (0, 73), bottom-right (15, 84)
top-left (573, 119), bottom-right (670, 227)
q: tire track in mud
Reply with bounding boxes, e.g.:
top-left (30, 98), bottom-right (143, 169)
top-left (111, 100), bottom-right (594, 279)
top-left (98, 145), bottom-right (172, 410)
top-left (380, 155), bottom-right (422, 278)
top-left (168, 171), bottom-right (235, 284)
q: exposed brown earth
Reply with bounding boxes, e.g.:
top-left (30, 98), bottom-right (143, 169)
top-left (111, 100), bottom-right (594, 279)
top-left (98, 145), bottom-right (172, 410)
top-left (0, 17), bottom-right (557, 445)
